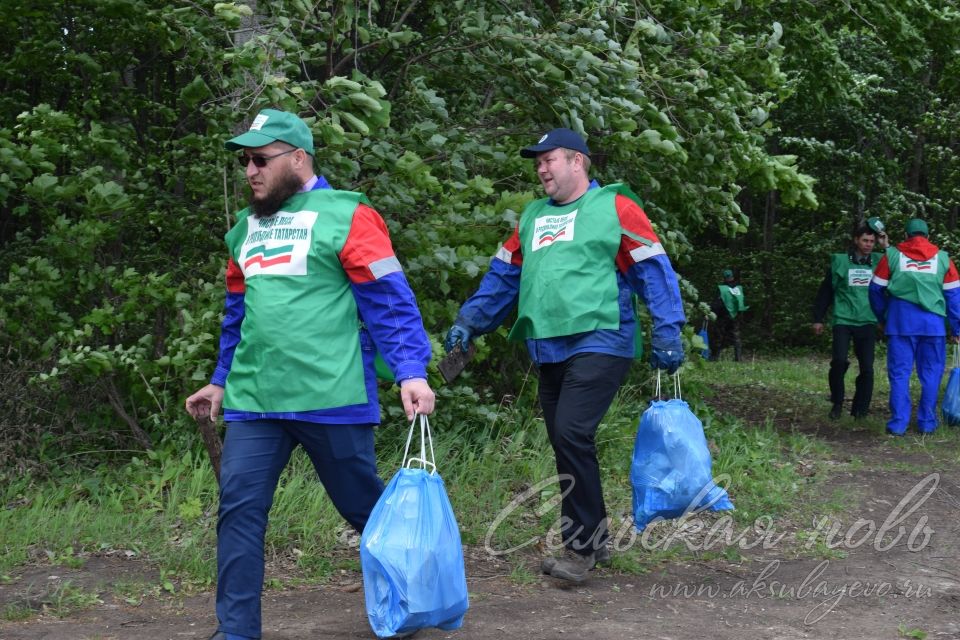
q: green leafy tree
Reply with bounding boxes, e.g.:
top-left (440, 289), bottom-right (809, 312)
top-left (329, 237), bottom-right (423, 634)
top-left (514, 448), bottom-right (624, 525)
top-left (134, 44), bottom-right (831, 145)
top-left (1, 0), bottom-right (836, 466)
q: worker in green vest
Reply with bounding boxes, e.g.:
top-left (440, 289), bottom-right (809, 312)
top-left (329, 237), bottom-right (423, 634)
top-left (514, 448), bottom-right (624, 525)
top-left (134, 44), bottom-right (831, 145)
top-left (185, 109), bottom-right (435, 640)
top-left (812, 223), bottom-right (882, 419)
top-left (444, 128), bottom-right (686, 583)
top-left (870, 218), bottom-right (960, 434)
top-left (709, 269), bottom-right (747, 361)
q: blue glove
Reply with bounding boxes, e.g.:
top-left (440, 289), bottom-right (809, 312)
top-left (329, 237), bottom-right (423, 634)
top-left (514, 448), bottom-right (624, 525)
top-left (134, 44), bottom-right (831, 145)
top-left (444, 325), bottom-right (473, 353)
top-left (650, 338), bottom-right (685, 374)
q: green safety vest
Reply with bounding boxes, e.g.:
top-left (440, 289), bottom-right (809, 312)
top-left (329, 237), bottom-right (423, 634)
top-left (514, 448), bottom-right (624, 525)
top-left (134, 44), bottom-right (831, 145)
top-left (718, 284), bottom-right (748, 318)
top-left (223, 189), bottom-right (368, 413)
top-left (886, 246), bottom-right (950, 317)
top-left (830, 253), bottom-right (879, 326)
top-left (509, 183), bottom-right (652, 347)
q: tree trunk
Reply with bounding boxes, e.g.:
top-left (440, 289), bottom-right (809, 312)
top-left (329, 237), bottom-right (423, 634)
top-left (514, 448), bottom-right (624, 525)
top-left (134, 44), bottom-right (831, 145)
top-left (761, 189), bottom-right (779, 339)
top-left (907, 65), bottom-right (932, 194)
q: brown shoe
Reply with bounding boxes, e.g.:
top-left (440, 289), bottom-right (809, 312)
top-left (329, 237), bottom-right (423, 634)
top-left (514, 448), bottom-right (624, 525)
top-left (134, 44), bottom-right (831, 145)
top-left (542, 544), bottom-right (610, 574)
top-left (547, 549), bottom-right (596, 583)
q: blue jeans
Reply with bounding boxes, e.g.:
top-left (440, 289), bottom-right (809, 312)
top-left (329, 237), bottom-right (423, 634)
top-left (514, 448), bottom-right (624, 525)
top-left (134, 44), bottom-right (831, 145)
top-left (886, 335), bottom-right (946, 434)
top-left (215, 420), bottom-right (384, 638)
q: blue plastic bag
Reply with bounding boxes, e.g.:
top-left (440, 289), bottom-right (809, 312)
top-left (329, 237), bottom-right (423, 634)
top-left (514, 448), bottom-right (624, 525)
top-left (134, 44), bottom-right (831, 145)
top-left (361, 415), bottom-right (469, 638)
top-left (631, 398), bottom-right (734, 531)
top-left (697, 327), bottom-right (711, 360)
top-left (942, 351), bottom-right (960, 426)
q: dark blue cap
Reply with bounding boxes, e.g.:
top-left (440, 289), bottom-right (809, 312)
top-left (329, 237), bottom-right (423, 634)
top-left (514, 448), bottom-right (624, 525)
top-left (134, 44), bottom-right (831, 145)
top-left (520, 128), bottom-right (591, 158)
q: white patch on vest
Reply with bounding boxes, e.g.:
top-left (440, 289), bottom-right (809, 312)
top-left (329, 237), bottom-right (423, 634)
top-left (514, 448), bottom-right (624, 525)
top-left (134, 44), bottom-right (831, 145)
top-left (898, 252), bottom-right (938, 275)
top-left (531, 210), bottom-right (577, 252)
top-left (239, 209), bottom-right (317, 277)
top-left (249, 114), bottom-right (269, 131)
top-left (847, 268), bottom-right (872, 287)
top-left (728, 286), bottom-right (742, 296)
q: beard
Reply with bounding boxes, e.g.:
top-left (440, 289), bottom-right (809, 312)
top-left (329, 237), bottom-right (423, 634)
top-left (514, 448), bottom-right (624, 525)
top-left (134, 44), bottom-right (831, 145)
top-left (250, 169), bottom-right (304, 218)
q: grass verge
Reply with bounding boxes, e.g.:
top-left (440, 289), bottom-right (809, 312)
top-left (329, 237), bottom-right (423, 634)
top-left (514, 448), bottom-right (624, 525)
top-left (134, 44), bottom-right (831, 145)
top-left (8, 352), bottom-right (950, 605)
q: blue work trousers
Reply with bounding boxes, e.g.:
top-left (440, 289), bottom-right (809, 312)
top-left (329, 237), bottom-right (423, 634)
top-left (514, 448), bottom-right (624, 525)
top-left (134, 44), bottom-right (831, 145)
top-left (215, 420), bottom-right (384, 638)
top-left (886, 335), bottom-right (946, 435)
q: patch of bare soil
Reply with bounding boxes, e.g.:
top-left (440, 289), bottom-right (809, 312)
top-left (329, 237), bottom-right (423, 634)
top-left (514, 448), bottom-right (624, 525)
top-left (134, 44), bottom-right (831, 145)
top-left (4, 384), bottom-right (960, 640)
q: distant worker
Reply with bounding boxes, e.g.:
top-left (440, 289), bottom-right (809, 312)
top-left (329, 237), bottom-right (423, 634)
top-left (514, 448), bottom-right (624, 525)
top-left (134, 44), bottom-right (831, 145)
top-left (812, 223), bottom-right (882, 419)
top-left (709, 269), bottom-right (747, 361)
top-left (869, 218), bottom-right (960, 435)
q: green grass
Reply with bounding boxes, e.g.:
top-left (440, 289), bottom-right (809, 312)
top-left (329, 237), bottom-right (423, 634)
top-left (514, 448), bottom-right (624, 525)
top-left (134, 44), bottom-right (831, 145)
top-left (2, 602), bottom-right (34, 621)
top-left (1, 580), bottom-right (103, 619)
top-left (7, 353), bottom-right (947, 595)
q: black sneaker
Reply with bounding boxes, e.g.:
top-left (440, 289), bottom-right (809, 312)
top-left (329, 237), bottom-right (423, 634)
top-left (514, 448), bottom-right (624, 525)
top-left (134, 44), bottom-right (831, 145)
top-left (829, 405), bottom-right (842, 420)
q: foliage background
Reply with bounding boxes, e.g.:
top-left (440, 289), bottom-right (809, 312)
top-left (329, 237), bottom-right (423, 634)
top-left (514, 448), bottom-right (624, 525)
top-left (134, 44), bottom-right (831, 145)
top-left (1, 0), bottom-right (958, 467)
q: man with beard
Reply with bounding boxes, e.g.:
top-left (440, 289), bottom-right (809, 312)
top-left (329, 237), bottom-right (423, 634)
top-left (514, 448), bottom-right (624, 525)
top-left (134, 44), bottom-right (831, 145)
top-left (185, 109), bottom-right (435, 640)
top-left (869, 218), bottom-right (960, 435)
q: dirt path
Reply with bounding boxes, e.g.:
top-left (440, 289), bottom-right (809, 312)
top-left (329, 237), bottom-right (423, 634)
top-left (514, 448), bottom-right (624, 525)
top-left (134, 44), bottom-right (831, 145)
top-left (3, 392), bottom-right (960, 640)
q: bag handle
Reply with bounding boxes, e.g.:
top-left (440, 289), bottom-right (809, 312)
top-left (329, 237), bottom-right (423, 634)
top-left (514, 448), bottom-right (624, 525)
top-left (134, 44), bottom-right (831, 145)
top-left (654, 369), bottom-right (683, 401)
top-left (401, 413), bottom-right (437, 474)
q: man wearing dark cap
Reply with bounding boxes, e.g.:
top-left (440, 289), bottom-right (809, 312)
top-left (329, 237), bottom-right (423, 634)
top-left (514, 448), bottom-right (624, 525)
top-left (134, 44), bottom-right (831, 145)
top-left (709, 268), bottom-right (747, 362)
top-left (185, 109), bottom-right (435, 640)
top-left (443, 128), bottom-right (686, 582)
top-left (812, 222), bottom-right (883, 419)
top-left (869, 218), bottom-right (960, 435)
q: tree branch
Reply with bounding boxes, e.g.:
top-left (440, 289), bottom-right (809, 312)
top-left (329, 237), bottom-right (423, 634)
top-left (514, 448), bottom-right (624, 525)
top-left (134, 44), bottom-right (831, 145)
top-left (103, 376), bottom-right (153, 450)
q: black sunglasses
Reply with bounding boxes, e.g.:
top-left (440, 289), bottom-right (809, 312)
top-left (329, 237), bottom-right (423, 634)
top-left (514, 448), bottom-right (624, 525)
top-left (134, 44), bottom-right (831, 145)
top-left (237, 148), bottom-right (297, 168)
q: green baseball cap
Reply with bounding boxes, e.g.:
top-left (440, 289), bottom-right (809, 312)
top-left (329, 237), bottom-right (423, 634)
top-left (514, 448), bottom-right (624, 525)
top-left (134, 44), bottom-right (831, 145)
top-left (225, 109), bottom-right (315, 155)
top-left (906, 218), bottom-right (929, 237)
top-left (866, 217), bottom-right (885, 234)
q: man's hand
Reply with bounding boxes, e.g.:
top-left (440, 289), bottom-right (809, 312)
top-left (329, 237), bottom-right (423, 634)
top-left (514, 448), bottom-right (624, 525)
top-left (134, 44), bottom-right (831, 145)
top-left (812, 322), bottom-right (825, 336)
top-left (650, 337), bottom-right (685, 374)
top-left (443, 325), bottom-right (473, 353)
top-left (400, 377), bottom-right (435, 419)
top-left (950, 335), bottom-right (960, 345)
top-left (185, 384), bottom-right (224, 422)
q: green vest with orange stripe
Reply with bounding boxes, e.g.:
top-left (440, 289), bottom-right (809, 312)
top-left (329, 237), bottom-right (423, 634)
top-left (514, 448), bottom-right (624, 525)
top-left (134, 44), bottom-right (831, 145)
top-left (509, 183), bottom-right (651, 342)
top-left (885, 246), bottom-right (950, 317)
top-left (222, 189), bottom-right (368, 413)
